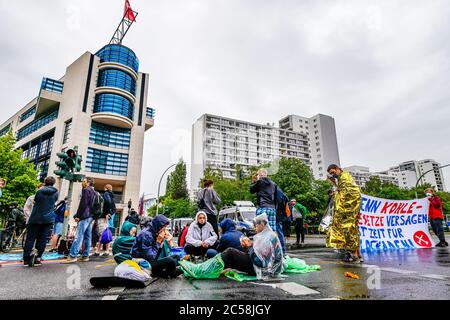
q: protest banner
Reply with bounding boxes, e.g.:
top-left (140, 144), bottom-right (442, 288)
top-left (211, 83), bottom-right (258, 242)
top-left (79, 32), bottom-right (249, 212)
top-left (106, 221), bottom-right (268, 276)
top-left (359, 195), bottom-right (435, 252)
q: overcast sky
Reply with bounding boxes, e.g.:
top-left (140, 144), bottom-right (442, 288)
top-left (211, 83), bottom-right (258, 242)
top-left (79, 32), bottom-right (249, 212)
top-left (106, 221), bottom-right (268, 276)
top-left (0, 0), bottom-right (449, 194)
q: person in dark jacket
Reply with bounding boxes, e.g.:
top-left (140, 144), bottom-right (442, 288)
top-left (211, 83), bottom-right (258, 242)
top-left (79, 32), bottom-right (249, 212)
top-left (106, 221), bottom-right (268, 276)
top-left (49, 199), bottom-right (66, 253)
top-left (217, 218), bottom-right (244, 253)
top-left (126, 208), bottom-right (140, 225)
top-left (23, 176), bottom-right (58, 266)
top-left (197, 179), bottom-right (221, 236)
top-left (131, 215), bottom-right (182, 278)
top-left (425, 188), bottom-right (448, 247)
top-left (62, 177), bottom-right (96, 263)
top-left (93, 184), bottom-right (116, 256)
top-left (250, 168), bottom-right (277, 232)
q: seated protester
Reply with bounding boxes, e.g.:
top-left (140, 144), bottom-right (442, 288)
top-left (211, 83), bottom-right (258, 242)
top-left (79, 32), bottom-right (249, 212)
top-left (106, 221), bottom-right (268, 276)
top-left (131, 215), bottom-right (182, 278)
top-left (184, 211), bottom-right (218, 258)
top-left (178, 222), bottom-right (191, 247)
top-left (112, 221), bottom-right (137, 264)
top-left (216, 218), bottom-right (245, 253)
top-left (220, 213), bottom-right (283, 278)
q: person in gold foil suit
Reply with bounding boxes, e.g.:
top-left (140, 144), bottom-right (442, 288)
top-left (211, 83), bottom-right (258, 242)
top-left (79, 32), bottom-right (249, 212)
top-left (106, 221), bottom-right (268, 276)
top-left (326, 164), bottom-right (363, 263)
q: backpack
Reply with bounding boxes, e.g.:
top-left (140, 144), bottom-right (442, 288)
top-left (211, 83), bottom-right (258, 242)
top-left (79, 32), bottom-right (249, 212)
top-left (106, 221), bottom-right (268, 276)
top-left (275, 186), bottom-right (292, 222)
top-left (91, 191), bottom-right (104, 218)
top-left (197, 189), bottom-right (207, 209)
top-left (15, 209), bottom-right (26, 226)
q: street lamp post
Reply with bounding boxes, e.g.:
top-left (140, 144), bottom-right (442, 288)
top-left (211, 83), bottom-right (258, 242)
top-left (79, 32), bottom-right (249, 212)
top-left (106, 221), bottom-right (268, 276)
top-left (414, 164), bottom-right (450, 199)
top-left (156, 163), bottom-right (178, 215)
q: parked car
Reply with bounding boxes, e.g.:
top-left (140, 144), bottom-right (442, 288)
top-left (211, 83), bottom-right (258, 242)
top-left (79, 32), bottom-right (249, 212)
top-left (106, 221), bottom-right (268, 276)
top-left (218, 201), bottom-right (256, 237)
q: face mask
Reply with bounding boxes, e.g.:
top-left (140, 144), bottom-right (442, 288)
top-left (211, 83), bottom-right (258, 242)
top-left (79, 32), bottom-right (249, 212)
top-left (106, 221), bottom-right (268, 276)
top-left (327, 173), bottom-right (338, 179)
top-left (426, 193), bottom-right (432, 197)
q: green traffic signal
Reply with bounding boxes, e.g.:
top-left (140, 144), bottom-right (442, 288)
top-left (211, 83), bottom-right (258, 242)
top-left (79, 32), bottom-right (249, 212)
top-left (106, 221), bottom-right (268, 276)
top-left (75, 155), bottom-right (83, 172)
top-left (57, 152), bottom-right (68, 159)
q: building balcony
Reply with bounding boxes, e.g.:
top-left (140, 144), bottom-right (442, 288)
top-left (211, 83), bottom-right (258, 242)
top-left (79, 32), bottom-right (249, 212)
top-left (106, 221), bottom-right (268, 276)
top-left (91, 112), bottom-right (133, 129)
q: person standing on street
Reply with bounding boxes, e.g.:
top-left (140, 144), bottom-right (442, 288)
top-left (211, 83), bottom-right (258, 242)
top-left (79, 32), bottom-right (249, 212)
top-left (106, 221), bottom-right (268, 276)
top-left (93, 184), bottom-right (116, 256)
top-left (23, 176), bottom-right (58, 267)
top-left (250, 168), bottom-right (277, 232)
top-left (49, 199), bottom-right (66, 253)
top-left (326, 164), bottom-right (363, 263)
top-left (197, 179), bottom-right (221, 236)
top-left (291, 199), bottom-right (307, 246)
top-left (425, 188), bottom-right (448, 247)
top-left (62, 177), bottom-right (96, 263)
top-left (24, 183), bottom-right (44, 224)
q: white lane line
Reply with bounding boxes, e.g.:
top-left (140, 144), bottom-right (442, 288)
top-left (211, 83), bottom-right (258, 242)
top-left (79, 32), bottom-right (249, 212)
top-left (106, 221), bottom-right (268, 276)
top-left (380, 267), bottom-right (417, 275)
top-left (102, 295), bottom-right (119, 300)
top-left (421, 274), bottom-right (449, 281)
top-left (251, 282), bottom-right (320, 296)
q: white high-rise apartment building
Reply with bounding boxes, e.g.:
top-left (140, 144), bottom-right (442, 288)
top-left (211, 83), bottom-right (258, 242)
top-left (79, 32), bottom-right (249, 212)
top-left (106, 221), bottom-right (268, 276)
top-left (343, 166), bottom-right (398, 188)
top-left (279, 114), bottom-right (340, 179)
top-left (389, 159), bottom-right (446, 192)
top-left (0, 43), bottom-right (155, 227)
top-left (191, 113), bottom-right (341, 190)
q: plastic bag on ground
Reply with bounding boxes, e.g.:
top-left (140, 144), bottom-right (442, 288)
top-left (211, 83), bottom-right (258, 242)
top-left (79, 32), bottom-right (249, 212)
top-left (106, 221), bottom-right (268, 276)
top-left (283, 255), bottom-right (320, 274)
top-left (170, 247), bottom-right (187, 259)
top-left (224, 271), bottom-right (257, 282)
top-left (114, 260), bottom-right (151, 282)
top-left (179, 254), bottom-right (225, 279)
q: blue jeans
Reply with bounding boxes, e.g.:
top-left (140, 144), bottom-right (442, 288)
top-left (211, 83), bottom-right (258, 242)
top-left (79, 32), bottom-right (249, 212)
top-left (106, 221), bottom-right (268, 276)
top-left (69, 218), bottom-right (93, 258)
top-left (276, 221), bottom-right (286, 254)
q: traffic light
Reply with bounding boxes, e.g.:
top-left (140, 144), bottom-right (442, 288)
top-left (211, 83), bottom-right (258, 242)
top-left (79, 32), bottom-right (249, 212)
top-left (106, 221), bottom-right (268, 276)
top-left (65, 149), bottom-right (76, 170)
top-left (54, 152), bottom-right (69, 178)
top-left (53, 147), bottom-right (83, 180)
top-left (75, 154), bottom-right (82, 172)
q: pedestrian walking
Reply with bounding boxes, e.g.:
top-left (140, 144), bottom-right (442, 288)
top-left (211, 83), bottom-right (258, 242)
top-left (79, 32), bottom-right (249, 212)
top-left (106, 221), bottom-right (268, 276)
top-left (93, 184), bottom-right (116, 256)
top-left (62, 177), bottom-right (96, 263)
top-left (197, 179), bottom-right (221, 236)
top-left (250, 168), bottom-right (277, 232)
top-left (425, 188), bottom-right (448, 247)
top-left (326, 164), bottom-right (363, 263)
top-left (23, 176), bottom-right (58, 267)
top-left (291, 199), bottom-right (307, 246)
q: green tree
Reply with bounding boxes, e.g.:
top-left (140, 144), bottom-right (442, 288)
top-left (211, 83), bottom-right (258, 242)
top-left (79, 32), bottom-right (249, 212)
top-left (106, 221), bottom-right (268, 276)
top-left (165, 159), bottom-right (189, 200)
top-left (0, 131), bottom-right (40, 223)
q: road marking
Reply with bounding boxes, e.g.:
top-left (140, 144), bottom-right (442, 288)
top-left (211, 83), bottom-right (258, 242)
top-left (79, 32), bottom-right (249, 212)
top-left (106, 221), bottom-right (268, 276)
top-left (380, 267), bottom-right (417, 275)
top-left (106, 287), bottom-right (126, 294)
top-left (251, 282), bottom-right (320, 296)
top-left (102, 295), bottom-right (119, 300)
top-left (421, 274), bottom-right (449, 281)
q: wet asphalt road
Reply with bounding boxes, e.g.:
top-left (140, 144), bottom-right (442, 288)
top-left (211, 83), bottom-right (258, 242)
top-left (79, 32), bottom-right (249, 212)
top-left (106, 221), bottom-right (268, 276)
top-left (0, 236), bottom-right (449, 300)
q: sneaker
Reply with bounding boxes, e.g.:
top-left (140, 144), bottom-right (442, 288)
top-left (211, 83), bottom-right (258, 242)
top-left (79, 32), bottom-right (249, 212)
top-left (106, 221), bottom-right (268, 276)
top-left (61, 256), bottom-right (78, 264)
top-left (445, 241), bottom-right (449, 247)
top-left (358, 256), bottom-right (364, 263)
top-left (48, 248), bottom-right (58, 253)
top-left (93, 252), bottom-right (100, 257)
top-left (78, 256), bottom-right (89, 262)
top-left (101, 252), bottom-right (110, 257)
top-left (436, 242), bottom-right (446, 248)
top-left (34, 258), bottom-right (42, 266)
top-left (342, 252), bottom-right (356, 262)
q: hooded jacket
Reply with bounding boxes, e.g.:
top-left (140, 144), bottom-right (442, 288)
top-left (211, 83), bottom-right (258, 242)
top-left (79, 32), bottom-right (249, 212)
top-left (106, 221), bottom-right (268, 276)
top-left (428, 195), bottom-right (444, 220)
top-left (185, 212), bottom-right (218, 247)
top-left (131, 214), bottom-right (170, 263)
top-left (28, 186), bottom-right (59, 225)
top-left (113, 221), bottom-right (137, 264)
top-left (217, 218), bottom-right (244, 252)
top-left (74, 186), bottom-right (96, 221)
top-left (250, 177), bottom-right (277, 209)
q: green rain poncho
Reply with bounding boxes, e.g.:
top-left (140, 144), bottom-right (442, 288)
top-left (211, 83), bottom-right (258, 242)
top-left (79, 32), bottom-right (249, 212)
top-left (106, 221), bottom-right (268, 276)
top-left (112, 221), bottom-right (137, 264)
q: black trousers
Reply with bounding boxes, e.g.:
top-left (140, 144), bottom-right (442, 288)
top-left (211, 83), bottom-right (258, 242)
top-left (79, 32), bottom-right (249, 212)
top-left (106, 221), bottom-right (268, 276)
top-left (430, 218), bottom-right (446, 242)
top-left (295, 218), bottom-right (305, 244)
top-left (207, 214), bottom-right (219, 237)
top-left (221, 247), bottom-right (256, 276)
top-left (23, 223), bottom-right (52, 262)
top-left (150, 256), bottom-right (179, 278)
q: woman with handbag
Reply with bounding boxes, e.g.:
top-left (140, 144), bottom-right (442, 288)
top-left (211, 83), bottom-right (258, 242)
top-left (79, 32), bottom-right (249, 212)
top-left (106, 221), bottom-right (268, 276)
top-left (94, 184), bottom-right (116, 257)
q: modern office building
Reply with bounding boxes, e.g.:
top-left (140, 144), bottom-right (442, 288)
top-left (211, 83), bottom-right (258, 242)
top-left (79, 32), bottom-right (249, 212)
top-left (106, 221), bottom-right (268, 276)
top-left (190, 113), bottom-right (340, 190)
top-left (279, 114), bottom-right (340, 179)
top-left (0, 43), bottom-right (155, 227)
top-left (344, 166), bottom-right (398, 188)
top-left (389, 159), bottom-right (446, 192)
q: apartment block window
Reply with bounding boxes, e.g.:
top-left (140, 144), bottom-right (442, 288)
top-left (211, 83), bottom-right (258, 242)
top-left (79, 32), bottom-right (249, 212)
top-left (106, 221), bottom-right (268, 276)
top-left (86, 148), bottom-right (129, 176)
top-left (63, 119), bottom-right (72, 144)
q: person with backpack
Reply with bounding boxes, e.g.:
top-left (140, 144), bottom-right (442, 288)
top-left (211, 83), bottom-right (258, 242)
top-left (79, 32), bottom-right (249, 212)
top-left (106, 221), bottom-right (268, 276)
top-left (291, 199), bottom-right (307, 246)
top-left (274, 187), bottom-right (291, 255)
top-left (250, 168), bottom-right (278, 233)
top-left (93, 184), bottom-right (115, 257)
top-left (49, 199), bottom-right (66, 253)
top-left (197, 179), bottom-right (221, 236)
top-left (62, 177), bottom-right (96, 263)
top-left (23, 176), bottom-right (59, 267)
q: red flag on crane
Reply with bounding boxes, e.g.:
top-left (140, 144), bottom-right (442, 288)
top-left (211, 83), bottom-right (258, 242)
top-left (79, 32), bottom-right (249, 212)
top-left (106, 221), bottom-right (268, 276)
top-left (124, 0), bottom-right (137, 22)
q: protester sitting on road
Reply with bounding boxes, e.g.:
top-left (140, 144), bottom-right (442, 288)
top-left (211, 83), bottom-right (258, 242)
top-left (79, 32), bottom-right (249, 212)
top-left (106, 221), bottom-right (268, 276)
top-left (184, 211), bottom-right (218, 258)
top-left (425, 188), bottom-right (448, 247)
top-left (49, 199), bottom-right (66, 253)
top-left (112, 221), bottom-right (137, 264)
top-left (131, 215), bottom-right (182, 278)
top-left (182, 213), bottom-right (283, 279)
top-left (178, 222), bottom-right (191, 247)
top-left (126, 208), bottom-right (140, 225)
top-left (216, 218), bottom-right (244, 253)
top-left (23, 176), bottom-right (59, 267)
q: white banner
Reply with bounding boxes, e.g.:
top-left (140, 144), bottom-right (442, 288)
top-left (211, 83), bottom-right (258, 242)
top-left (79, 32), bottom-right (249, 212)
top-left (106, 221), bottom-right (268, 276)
top-left (359, 194), bottom-right (435, 252)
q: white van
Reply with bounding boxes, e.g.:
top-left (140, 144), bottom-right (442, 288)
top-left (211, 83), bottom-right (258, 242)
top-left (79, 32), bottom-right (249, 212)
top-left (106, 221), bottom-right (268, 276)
top-left (218, 201), bottom-right (257, 236)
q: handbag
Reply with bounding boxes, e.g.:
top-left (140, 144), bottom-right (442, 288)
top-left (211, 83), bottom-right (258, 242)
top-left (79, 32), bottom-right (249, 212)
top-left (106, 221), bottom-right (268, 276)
top-left (100, 227), bottom-right (113, 244)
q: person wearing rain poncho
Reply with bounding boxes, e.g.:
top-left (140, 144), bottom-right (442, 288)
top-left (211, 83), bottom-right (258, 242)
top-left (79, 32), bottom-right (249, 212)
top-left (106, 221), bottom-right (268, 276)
top-left (179, 213), bottom-right (283, 279)
top-left (112, 221), bottom-right (137, 264)
top-left (326, 164), bottom-right (363, 263)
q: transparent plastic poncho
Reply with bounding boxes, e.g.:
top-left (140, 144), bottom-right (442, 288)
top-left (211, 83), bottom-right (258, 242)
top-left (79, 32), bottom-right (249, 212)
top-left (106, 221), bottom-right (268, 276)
top-left (319, 199), bottom-right (334, 233)
top-left (252, 226), bottom-right (284, 279)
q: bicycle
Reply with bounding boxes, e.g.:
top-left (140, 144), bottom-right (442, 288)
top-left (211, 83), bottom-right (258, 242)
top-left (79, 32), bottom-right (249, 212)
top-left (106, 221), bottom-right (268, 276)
top-left (0, 225), bottom-right (27, 253)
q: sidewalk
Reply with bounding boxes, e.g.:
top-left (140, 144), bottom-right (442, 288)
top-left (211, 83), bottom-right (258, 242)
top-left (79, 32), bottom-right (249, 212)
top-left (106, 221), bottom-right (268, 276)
top-left (285, 234), bottom-right (327, 251)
